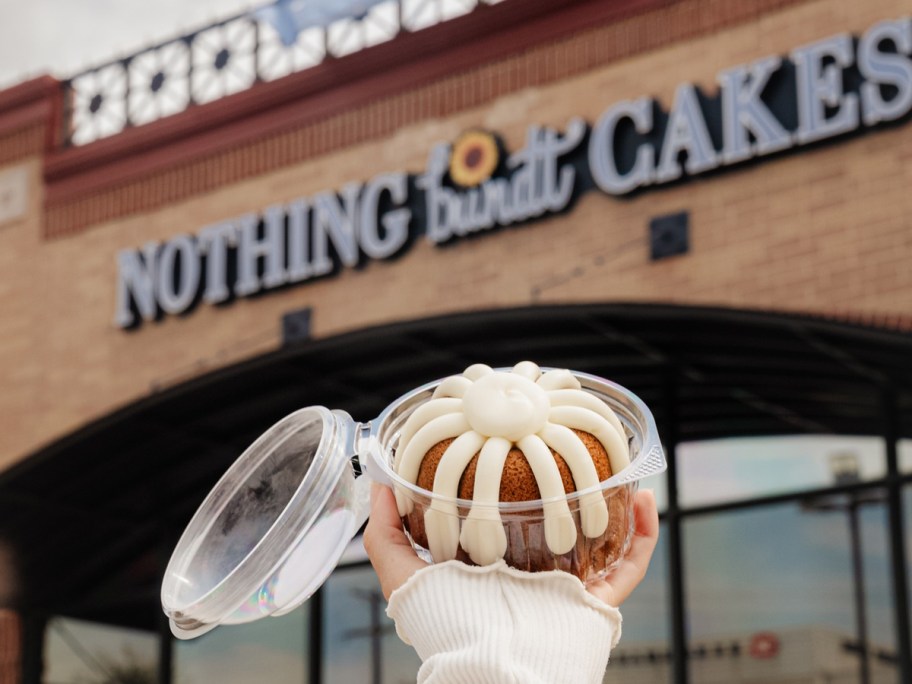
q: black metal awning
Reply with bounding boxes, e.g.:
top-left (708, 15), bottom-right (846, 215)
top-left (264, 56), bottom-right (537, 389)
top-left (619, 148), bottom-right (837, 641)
top-left (1, 303), bottom-right (911, 630)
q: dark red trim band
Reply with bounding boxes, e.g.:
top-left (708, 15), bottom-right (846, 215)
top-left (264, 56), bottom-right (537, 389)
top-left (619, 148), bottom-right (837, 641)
top-left (43, 0), bottom-right (666, 201)
top-left (34, 0), bottom-right (815, 236)
top-left (0, 75), bottom-right (60, 153)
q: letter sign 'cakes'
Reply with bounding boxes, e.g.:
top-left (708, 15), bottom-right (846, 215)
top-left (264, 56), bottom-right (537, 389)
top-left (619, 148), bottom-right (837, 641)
top-left (393, 361), bottom-right (632, 577)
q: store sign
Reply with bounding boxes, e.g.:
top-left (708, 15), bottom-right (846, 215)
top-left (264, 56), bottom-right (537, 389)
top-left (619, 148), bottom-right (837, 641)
top-left (115, 16), bottom-right (912, 328)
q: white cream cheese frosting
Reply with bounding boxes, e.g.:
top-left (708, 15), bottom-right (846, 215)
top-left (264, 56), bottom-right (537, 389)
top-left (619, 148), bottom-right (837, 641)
top-left (393, 362), bottom-right (631, 565)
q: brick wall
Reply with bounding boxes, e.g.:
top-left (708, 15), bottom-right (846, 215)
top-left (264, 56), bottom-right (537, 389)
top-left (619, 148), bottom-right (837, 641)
top-left (0, 612), bottom-right (20, 684)
top-left (0, 125), bottom-right (44, 168)
top-left (1, 0), bottom-right (911, 468)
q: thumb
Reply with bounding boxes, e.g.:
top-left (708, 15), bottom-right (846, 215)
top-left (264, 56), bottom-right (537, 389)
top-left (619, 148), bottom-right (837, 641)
top-left (363, 484), bottom-right (426, 599)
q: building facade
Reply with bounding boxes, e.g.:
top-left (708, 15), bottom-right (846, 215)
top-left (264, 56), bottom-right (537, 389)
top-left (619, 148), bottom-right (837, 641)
top-left (1, 0), bottom-right (912, 682)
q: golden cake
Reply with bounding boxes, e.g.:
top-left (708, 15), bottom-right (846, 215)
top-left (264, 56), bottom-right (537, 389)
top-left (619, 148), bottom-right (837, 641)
top-left (392, 361), bottom-right (633, 579)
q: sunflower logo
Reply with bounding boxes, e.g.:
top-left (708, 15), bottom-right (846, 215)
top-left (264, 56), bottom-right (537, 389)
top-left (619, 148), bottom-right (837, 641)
top-left (449, 130), bottom-right (501, 188)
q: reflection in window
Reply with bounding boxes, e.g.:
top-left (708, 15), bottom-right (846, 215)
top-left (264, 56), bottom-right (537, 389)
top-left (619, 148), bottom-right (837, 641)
top-left (323, 563), bottom-right (420, 684)
top-left (678, 435), bottom-right (886, 508)
top-left (905, 486), bottom-right (912, 660)
top-left (44, 618), bottom-right (158, 684)
top-left (684, 498), bottom-right (897, 683)
top-left (604, 521), bottom-right (669, 683)
top-left (174, 608), bottom-right (307, 684)
top-left (856, 501), bottom-right (899, 682)
top-left (638, 470), bottom-right (669, 514)
top-left (898, 439), bottom-right (912, 473)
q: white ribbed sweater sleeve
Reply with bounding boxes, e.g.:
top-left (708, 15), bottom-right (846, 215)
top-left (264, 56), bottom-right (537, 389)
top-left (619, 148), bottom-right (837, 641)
top-left (386, 560), bottom-right (622, 684)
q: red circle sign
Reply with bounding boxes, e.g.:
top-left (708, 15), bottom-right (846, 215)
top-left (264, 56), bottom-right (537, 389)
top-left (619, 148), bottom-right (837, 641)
top-left (749, 632), bottom-right (780, 659)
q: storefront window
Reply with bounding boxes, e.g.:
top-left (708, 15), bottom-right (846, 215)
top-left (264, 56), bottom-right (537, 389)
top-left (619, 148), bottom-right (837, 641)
top-left (857, 500), bottom-right (900, 681)
top-left (44, 618), bottom-right (158, 684)
top-left (683, 497), bottom-right (897, 683)
top-left (898, 439), bottom-right (912, 473)
top-left (174, 608), bottom-right (308, 684)
top-left (678, 435), bottom-right (886, 508)
top-left (640, 470), bottom-right (669, 514)
top-left (905, 486), bottom-right (912, 660)
top-left (603, 521), bottom-right (669, 683)
top-left (322, 563), bottom-right (421, 683)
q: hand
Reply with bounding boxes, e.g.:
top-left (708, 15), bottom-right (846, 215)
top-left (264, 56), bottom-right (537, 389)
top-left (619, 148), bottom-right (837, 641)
top-left (363, 483), bottom-right (427, 600)
top-left (585, 489), bottom-right (660, 607)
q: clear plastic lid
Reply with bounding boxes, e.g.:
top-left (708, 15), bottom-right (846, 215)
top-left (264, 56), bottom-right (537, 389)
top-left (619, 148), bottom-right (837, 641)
top-left (161, 406), bottom-right (370, 639)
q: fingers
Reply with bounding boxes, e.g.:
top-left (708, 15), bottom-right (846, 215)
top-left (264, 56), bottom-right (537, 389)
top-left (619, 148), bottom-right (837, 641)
top-left (363, 483), bottom-right (411, 553)
top-left (363, 483), bottom-right (426, 599)
top-left (367, 481), bottom-right (407, 531)
top-left (589, 489), bottom-right (660, 606)
top-left (633, 488), bottom-right (659, 541)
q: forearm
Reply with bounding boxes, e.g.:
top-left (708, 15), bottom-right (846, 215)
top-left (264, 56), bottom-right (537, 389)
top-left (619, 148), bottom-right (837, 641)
top-left (387, 560), bottom-right (622, 684)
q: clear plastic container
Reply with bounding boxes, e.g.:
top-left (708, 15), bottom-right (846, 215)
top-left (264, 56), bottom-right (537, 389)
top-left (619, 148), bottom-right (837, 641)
top-left (161, 369), bottom-right (665, 639)
top-left (372, 370), bottom-right (664, 581)
top-left (397, 480), bottom-right (635, 580)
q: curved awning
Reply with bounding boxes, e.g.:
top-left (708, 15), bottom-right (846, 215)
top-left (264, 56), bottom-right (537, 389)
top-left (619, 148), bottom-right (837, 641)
top-left (1, 303), bottom-right (910, 628)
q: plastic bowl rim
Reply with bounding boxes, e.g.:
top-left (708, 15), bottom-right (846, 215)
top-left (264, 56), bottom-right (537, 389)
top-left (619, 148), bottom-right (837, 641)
top-left (370, 368), bottom-right (662, 512)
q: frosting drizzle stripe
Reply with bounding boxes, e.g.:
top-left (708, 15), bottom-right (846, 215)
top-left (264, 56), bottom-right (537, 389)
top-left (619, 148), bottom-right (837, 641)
top-left (536, 369), bottom-right (580, 391)
top-left (547, 389), bottom-right (627, 439)
top-left (432, 375), bottom-right (473, 398)
top-left (397, 397), bottom-right (462, 455)
top-left (395, 413), bottom-right (471, 515)
top-left (463, 364), bottom-right (494, 380)
top-left (424, 430), bottom-right (487, 562)
top-left (538, 424), bottom-right (609, 538)
top-left (512, 361), bottom-right (542, 381)
top-left (517, 435), bottom-right (577, 555)
top-left (548, 406), bottom-right (630, 476)
top-left (460, 437), bottom-right (511, 565)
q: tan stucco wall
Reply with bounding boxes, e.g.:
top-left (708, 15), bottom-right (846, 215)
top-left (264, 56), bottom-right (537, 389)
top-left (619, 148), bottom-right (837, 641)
top-left (2, 0), bottom-right (911, 467)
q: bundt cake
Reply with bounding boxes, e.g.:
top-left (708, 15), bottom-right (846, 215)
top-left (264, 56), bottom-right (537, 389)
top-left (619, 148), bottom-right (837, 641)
top-left (392, 361), bottom-right (633, 578)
